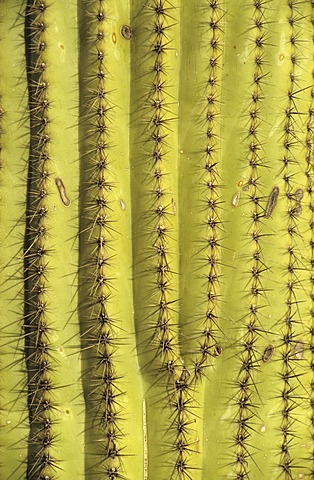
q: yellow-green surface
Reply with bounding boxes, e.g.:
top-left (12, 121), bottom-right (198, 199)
top-left (78, 0), bottom-right (143, 478)
top-left (130, 1), bottom-right (183, 478)
top-left (0, 0), bottom-right (314, 479)
top-left (0, 3), bottom-right (29, 479)
top-left (23, 1), bottom-right (84, 478)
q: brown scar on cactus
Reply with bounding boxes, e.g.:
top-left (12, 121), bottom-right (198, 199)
top-left (265, 186), bottom-right (279, 218)
top-left (55, 176), bottom-right (71, 206)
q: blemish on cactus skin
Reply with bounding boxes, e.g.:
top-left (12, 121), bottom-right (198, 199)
top-left (195, 436), bottom-right (200, 454)
top-left (120, 25), bottom-right (132, 40)
top-left (279, 53), bottom-right (285, 61)
top-left (260, 425), bottom-right (267, 433)
top-left (265, 186), bottom-right (279, 218)
top-left (57, 346), bottom-right (66, 357)
top-left (294, 341), bottom-right (304, 360)
top-left (294, 188), bottom-right (303, 201)
top-left (58, 43), bottom-right (65, 62)
top-left (55, 176), bottom-right (71, 207)
top-left (293, 204), bottom-right (302, 217)
top-left (232, 191), bottom-right (240, 207)
top-left (112, 32), bottom-right (116, 44)
top-left (119, 199), bottom-right (126, 210)
top-left (238, 178), bottom-right (250, 191)
top-left (213, 344), bottom-right (222, 357)
top-left (262, 345), bottom-right (274, 363)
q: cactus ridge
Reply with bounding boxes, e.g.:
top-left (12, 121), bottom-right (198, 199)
top-left (132, 2), bottom-right (187, 477)
top-left (78, 1), bottom-right (129, 479)
top-left (23, 2), bottom-right (58, 479)
top-left (276, 2), bottom-right (310, 477)
top-left (228, 1), bottom-right (271, 478)
top-left (188, 0), bottom-right (224, 382)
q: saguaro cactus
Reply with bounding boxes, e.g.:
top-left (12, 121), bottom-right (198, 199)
top-left (0, 0), bottom-right (314, 479)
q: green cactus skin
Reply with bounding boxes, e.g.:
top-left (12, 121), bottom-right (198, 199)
top-left (0, 3), bottom-right (29, 479)
top-left (130, 1), bottom-right (186, 478)
top-left (78, 1), bottom-right (143, 478)
top-left (23, 1), bottom-right (85, 478)
top-left (0, 0), bottom-right (314, 479)
top-left (178, 1), bottom-right (225, 477)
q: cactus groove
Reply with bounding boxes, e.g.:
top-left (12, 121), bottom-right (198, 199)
top-left (0, 0), bottom-right (313, 479)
